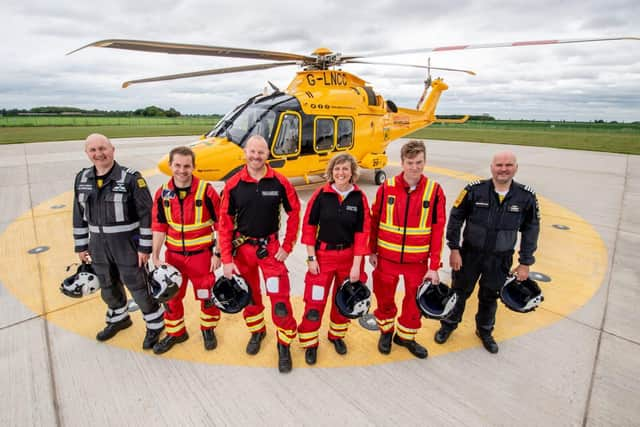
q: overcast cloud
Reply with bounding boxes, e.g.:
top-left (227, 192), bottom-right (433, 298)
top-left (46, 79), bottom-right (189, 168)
top-left (1, 0), bottom-right (638, 121)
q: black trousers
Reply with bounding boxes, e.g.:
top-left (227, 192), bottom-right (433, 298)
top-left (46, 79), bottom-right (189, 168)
top-left (441, 248), bottom-right (512, 334)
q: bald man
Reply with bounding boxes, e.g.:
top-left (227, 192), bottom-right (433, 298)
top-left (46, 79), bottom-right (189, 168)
top-left (218, 135), bottom-right (300, 373)
top-left (434, 151), bottom-right (540, 353)
top-left (73, 134), bottom-right (164, 349)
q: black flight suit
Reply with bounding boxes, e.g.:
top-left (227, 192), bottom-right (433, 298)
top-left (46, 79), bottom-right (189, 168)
top-left (442, 179), bottom-right (540, 334)
top-left (72, 162), bottom-right (164, 331)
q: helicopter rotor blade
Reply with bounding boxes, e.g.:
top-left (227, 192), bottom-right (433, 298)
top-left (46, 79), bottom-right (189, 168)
top-left (121, 62), bottom-right (297, 88)
top-left (68, 39), bottom-right (312, 62)
top-left (346, 36), bottom-right (639, 59)
top-left (345, 60), bottom-right (476, 76)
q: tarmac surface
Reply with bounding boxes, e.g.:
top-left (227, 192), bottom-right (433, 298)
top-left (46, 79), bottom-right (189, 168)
top-left (0, 136), bottom-right (638, 427)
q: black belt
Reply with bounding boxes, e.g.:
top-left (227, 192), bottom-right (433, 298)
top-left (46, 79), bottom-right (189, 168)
top-left (168, 249), bottom-right (207, 256)
top-left (316, 241), bottom-right (352, 251)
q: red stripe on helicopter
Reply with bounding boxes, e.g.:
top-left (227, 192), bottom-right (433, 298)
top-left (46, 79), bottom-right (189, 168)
top-left (512, 40), bottom-right (559, 46)
top-left (433, 45), bottom-right (470, 51)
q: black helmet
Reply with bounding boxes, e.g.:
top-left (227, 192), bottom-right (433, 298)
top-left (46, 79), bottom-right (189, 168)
top-left (60, 263), bottom-right (101, 298)
top-left (500, 275), bottom-right (544, 313)
top-left (210, 274), bottom-right (251, 314)
top-left (334, 279), bottom-right (371, 319)
top-left (149, 264), bottom-right (182, 303)
top-left (416, 280), bottom-right (457, 319)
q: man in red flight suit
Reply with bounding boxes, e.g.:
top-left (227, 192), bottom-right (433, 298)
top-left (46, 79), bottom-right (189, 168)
top-left (219, 135), bottom-right (301, 373)
top-left (369, 140), bottom-right (446, 359)
top-left (151, 146), bottom-right (222, 354)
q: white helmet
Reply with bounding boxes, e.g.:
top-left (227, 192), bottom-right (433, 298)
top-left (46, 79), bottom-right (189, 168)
top-left (60, 263), bottom-right (101, 298)
top-left (149, 264), bottom-right (182, 303)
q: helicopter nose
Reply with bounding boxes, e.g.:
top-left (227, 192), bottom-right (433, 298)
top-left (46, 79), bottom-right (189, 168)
top-left (157, 153), bottom-right (171, 176)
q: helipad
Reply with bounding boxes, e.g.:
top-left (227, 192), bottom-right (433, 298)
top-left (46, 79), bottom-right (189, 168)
top-left (0, 136), bottom-right (638, 426)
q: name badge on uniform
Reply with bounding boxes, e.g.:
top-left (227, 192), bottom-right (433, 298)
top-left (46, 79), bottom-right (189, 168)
top-left (508, 205), bottom-right (521, 213)
top-left (475, 201), bottom-right (489, 207)
top-left (112, 184), bottom-right (127, 193)
top-left (77, 184), bottom-right (92, 191)
top-left (345, 205), bottom-right (358, 212)
top-left (261, 190), bottom-right (279, 197)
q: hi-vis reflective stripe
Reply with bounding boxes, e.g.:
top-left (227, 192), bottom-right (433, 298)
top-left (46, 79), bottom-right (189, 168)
top-left (166, 234), bottom-right (213, 247)
top-left (378, 240), bottom-right (430, 254)
top-left (381, 177), bottom-right (435, 231)
top-left (418, 179), bottom-right (436, 229)
top-left (379, 223), bottom-right (432, 235)
top-left (89, 222), bottom-right (140, 233)
top-left (162, 180), bottom-right (213, 232)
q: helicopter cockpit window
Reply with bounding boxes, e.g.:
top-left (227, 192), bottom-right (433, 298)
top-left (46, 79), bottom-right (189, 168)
top-left (314, 118), bottom-right (335, 152)
top-left (273, 114), bottom-right (300, 156)
top-left (336, 118), bottom-right (354, 149)
top-left (220, 104), bottom-right (275, 147)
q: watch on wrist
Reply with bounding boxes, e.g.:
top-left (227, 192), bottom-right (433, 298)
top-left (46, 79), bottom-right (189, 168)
top-left (307, 255), bottom-right (316, 262)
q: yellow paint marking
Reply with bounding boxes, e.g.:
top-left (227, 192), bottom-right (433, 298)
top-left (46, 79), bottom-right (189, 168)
top-left (0, 165), bottom-right (607, 367)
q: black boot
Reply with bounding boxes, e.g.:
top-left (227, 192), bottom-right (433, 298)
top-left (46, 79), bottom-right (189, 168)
top-left (202, 329), bottom-right (217, 350)
top-left (305, 347), bottom-right (317, 365)
top-left (246, 331), bottom-right (266, 355)
top-left (378, 332), bottom-right (393, 354)
top-left (142, 327), bottom-right (163, 350)
top-left (96, 317), bottom-right (133, 342)
top-left (476, 330), bottom-right (499, 354)
top-left (330, 338), bottom-right (347, 355)
top-left (153, 332), bottom-right (189, 355)
top-left (277, 343), bottom-right (292, 373)
top-left (434, 326), bottom-right (454, 344)
top-left (393, 334), bottom-right (428, 359)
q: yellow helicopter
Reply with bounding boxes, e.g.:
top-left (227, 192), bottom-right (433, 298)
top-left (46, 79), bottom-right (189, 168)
top-left (69, 36), bottom-right (637, 184)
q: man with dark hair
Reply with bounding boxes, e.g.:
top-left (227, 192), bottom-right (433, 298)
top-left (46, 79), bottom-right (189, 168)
top-left (72, 133), bottom-right (164, 348)
top-left (369, 140), bottom-right (446, 359)
top-left (219, 135), bottom-right (301, 373)
top-left (435, 151), bottom-right (540, 353)
top-left (151, 146), bottom-right (221, 354)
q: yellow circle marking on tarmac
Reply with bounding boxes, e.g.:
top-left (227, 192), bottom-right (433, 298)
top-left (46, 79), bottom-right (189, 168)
top-left (0, 165), bottom-right (607, 367)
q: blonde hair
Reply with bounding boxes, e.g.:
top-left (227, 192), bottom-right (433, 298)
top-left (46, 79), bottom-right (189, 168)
top-left (325, 153), bottom-right (359, 184)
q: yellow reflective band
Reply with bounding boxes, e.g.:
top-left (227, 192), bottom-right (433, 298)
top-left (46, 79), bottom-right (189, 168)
top-left (200, 312), bottom-right (220, 321)
top-left (301, 337), bottom-right (319, 348)
top-left (248, 323), bottom-right (265, 332)
top-left (418, 179), bottom-right (436, 229)
top-left (397, 324), bottom-right (419, 334)
top-left (166, 323), bottom-right (186, 334)
top-left (166, 234), bottom-right (213, 247)
top-left (396, 329), bottom-right (415, 340)
top-left (376, 317), bottom-right (394, 326)
top-left (200, 320), bottom-right (218, 328)
top-left (298, 331), bottom-right (319, 340)
top-left (329, 321), bottom-right (349, 331)
top-left (378, 239), bottom-right (430, 254)
top-left (166, 220), bottom-right (213, 233)
top-left (379, 222), bottom-right (432, 235)
top-left (246, 312), bottom-right (265, 324)
top-left (162, 184), bottom-right (174, 224)
top-left (194, 180), bottom-right (207, 223)
top-left (277, 332), bottom-right (294, 344)
top-left (165, 318), bottom-right (184, 327)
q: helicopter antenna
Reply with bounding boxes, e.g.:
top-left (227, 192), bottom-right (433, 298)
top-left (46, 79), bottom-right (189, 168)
top-left (268, 81), bottom-right (280, 92)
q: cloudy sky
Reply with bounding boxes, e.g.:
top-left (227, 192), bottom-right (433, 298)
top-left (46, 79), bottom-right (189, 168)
top-left (2, 0), bottom-right (638, 121)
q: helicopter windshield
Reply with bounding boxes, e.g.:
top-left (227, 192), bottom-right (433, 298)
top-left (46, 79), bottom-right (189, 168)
top-left (209, 103), bottom-right (276, 147)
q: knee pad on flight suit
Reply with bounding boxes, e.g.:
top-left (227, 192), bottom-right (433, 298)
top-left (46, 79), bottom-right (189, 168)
top-left (274, 302), bottom-right (288, 317)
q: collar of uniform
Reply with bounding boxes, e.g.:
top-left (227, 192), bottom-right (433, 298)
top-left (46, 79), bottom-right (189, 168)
top-left (397, 172), bottom-right (425, 191)
top-left (321, 181), bottom-right (361, 196)
top-left (168, 175), bottom-right (199, 193)
top-left (90, 161), bottom-right (118, 182)
top-left (239, 164), bottom-right (275, 182)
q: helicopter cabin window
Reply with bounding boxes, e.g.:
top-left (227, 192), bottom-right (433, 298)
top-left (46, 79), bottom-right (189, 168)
top-left (336, 118), bottom-right (354, 149)
top-left (273, 114), bottom-right (300, 156)
top-left (314, 118), bottom-right (335, 152)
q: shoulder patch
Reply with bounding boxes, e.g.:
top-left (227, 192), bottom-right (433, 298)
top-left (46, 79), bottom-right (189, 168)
top-left (453, 189), bottom-right (468, 208)
top-left (137, 178), bottom-right (147, 188)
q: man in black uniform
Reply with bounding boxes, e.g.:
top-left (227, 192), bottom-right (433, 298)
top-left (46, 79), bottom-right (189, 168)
top-left (434, 151), bottom-right (540, 353)
top-left (72, 133), bottom-right (164, 349)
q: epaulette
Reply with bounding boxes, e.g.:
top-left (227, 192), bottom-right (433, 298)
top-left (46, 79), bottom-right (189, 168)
top-left (522, 184), bottom-right (536, 195)
top-left (465, 179), bottom-right (482, 189)
top-left (125, 167), bottom-right (139, 176)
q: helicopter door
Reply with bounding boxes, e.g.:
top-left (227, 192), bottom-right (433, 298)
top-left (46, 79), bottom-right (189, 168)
top-left (272, 112), bottom-right (301, 157)
top-left (314, 117), bottom-right (335, 153)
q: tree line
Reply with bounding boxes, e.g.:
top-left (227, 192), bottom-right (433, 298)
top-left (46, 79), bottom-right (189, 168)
top-left (0, 106), bottom-right (199, 117)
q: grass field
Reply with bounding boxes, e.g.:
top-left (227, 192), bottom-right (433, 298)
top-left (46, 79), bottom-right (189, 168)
top-left (1, 116), bottom-right (638, 154)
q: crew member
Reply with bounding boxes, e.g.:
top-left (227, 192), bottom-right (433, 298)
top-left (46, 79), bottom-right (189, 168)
top-left (369, 140), bottom-right (446, 359)
top-left (151, 146), bottom-right (221, 354)
top-left (72, 133), bottom-right (164, 349)
top-left (298, 153), bottom-right (370, 365)
top-left (219, 135), bottom-right (300, 373)
top-left (435, 151), bottom-right (540, 353)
